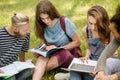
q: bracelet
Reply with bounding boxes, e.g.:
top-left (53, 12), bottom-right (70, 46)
top-left (107, 75), bottom-right (111, 80)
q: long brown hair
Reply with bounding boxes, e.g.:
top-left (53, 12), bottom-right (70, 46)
top-left (87, 5), bottom-right (110, 42)
top-left (34, 0), bottom-right (61, 40)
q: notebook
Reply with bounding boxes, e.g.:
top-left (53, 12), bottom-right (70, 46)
top-left (68, 58), bottom-right (97, 73)
top-left (29, 43), bottom-right (64, 57)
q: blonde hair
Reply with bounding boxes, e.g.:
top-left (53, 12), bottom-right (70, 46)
top-left (11, 13), bottom-right (29, 27)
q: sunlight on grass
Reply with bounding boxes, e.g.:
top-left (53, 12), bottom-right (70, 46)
top-left (24, 9), bottom-right (35, 17)
top-left (0, 0), bottom-right (17, 6)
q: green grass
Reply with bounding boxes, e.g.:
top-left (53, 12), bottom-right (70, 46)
top-left (0, 0), bottom-right (120, 80)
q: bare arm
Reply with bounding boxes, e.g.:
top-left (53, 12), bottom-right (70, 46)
top-left (82, 26), bottom-right (91, 59)
top-left (19, 51), bottom-right (25, 62)
top-left (62, 32), bottom-right (81, 50)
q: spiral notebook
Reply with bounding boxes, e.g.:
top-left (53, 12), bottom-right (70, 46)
top-left (68, 58), bottom-right (97, 73)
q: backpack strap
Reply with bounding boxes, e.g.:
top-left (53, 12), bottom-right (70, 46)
top-left (60, 16), bottom-right (72, 41)
top-left (60, 16), bottom-right (82, 57)
top-left (86, 25), bottom-right (93, 39)
top-left (60, 16), bottom-right (66, 32)
top-left (86, 26), bottom-right (89, 38)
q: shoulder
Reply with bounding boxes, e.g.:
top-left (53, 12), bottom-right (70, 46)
top-left (24, 33), bottom-right (30, 41)
top-left (63, 17), bottom-right (73, 24)
top-left (0, 27), bottom-right (7, 34)
top-left (63, 17), bottom-right (76, 28)
top-left (0, 27), bottom-right (5, 31)
top-left (26, 33), bottom-right (30, 38)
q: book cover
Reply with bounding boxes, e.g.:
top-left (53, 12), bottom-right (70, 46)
top-left (0, 61), bottom-right (35, 77)
top-left (29, 43), bottom-right (64, 57)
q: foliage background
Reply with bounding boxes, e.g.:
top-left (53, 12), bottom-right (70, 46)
top-left (0, 0), bottom-right (120, 79)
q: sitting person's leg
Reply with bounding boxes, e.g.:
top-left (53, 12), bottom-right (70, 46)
top-left (54, 49), bottom-right (80, 80)
top-left (16, 68), bottom-right (33, 80)
top-left (33, 50), bottom-right (74, 80)
top-left (82, 73), bottom-right (94, 80)
top-left (32, 56), bottom-right (50, 80)
top-left (46, 49), bottom-right (74, 71)
top-left (6, 68), bottom-right (33, 80)
top-left (105, 58), bottom-right (120, 75)
top-left (70, 71), bottom-right (82, 80)
top-left (70, 71), bottom-right (94, 80)
top-left (7, 76), bottom-right (16, 80)
top-left (0, 77), bottom-right (3, 80)
top-left (53, 50), bottom-right (74, 68)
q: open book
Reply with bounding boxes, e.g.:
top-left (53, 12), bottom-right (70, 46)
top-left (29, 43), bottom-right (64, 57)
top-left (68, 58), bottom-right (97, 73)
top-left (0, 61), bottom-right (35, 77)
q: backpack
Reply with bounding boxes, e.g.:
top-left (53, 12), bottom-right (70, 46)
top-left (60, 16), bottom-right (82, 57)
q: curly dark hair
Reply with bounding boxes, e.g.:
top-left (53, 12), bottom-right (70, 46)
top-left (110, 5), bottom-right (120, 34)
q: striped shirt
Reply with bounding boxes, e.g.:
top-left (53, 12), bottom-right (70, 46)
top-left (0, 27), bottom-right (30, 67)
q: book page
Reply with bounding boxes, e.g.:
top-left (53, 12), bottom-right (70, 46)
top-left (29, 48), bottom-right (47, 57)
top-left (0, 61), bottom-right (35, 77)
top-left (68, 58), bottom-right (97, 73)
top-left (29, 43), bottom-right (47, 57)
top-left (13, 61), bottom-right (35, 72)
top-left (71, 58), bottom-right (97, 66)
top-left (85, 59), bottom-right (97, 66)
top-left (0, 64), bottom-right (18, 77)
top-left (29, 45), bottom-right (64, 57)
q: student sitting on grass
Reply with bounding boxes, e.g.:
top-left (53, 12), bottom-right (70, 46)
top-left (0, 13), bottom-right (33, 80)
top-left (32, 0), bottom-right (82, 80)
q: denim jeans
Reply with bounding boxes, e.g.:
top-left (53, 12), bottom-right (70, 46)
top-left (5, 68), bottom-right (33, 80)
top-left (70, 71), bottom-right (81, 80)
top-left (70, 71), bottom-right (94, 80)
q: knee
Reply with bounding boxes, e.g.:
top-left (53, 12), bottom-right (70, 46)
top-left (46, 58), bottom-right (58, 70)
top-left (28, 68), bottom-right (34, 75)
top-left (23, 69), bottom-right (34, 77)
top-left (35, 57), bottom-right (49, 71)
top-left (106, 58), bottom-right (117, 68)
top-left (106, 58), bottom-right (113, 69)
top-left (105, 58), bottom-right (116, 74)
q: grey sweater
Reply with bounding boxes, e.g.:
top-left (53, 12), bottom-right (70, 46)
top-left (96, 37), bottom-right (120, 79)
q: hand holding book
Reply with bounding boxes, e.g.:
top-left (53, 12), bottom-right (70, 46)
top-left (68, 58), bottom-right (97, 73)
top-left (45, 45), bottom-right (57, 51)
top-left (29, 43), bottom-right (64, 57)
